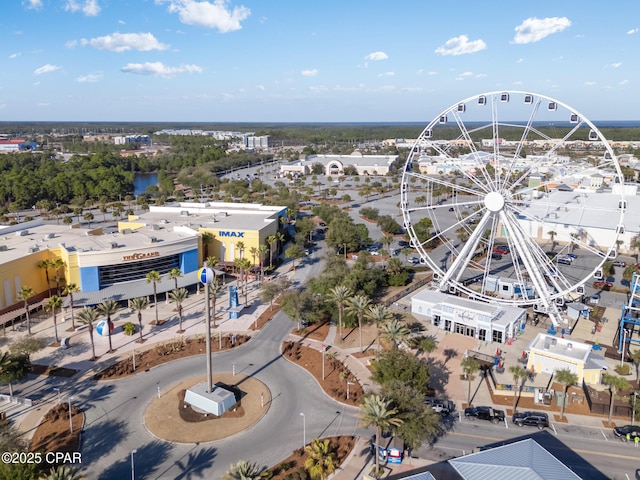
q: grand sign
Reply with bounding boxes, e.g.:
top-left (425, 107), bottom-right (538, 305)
top-left (122, 251), bottom-right (160, 262)
top-left (219, 231), bottom-right (245, 238)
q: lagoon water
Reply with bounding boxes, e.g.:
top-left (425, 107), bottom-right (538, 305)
top-left (133, 173), bottom-right (158, 196)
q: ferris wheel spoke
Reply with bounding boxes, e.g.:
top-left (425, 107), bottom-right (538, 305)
top-left (477, 216), bottom-right (501, 296)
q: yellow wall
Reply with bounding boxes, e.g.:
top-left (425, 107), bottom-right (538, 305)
top-left (199, 222), bottom-right (278, 265)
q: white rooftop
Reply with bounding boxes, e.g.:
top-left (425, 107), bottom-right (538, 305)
top-left (527, 332), bottom-right (592, 363)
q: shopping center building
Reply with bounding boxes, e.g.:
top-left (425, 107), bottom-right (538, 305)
top-left (0, 202), bottom-right (287, 319)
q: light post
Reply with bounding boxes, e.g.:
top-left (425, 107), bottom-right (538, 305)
top-left (199, 264), bottom-right (215, 393)
top-left (299, 412), bottom-right (306, 448)
top-left (53, 388), bottom-right (61, 404)
top-left (621, 329), bottom-right (629, 367)
top-left (131, 449), bottom-right (137, 480)
top-left (633, 392), bottom-right (638, 426)
top-left (68, 396), bottom-right (74, 433)
top-left (347, 381), bottom-right (355, 400)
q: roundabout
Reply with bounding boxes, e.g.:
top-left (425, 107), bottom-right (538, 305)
top-left (144, 373), bottom-right (271, 444)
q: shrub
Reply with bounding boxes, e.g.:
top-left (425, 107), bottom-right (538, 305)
top-left (615, 363), bottom-right (631, 375)
top-left (360, 207), bottom-right (379, 221)
top-left (122, 322), bottom-right (136, 336)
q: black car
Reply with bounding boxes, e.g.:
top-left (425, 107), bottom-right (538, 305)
top-left (512, 411), bottom-right (549, 430)
top-left (464, 406), bottom-right (505, 424)
top-left (613, 424), bottom-right (640, 439)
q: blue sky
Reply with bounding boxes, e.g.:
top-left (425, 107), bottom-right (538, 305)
top-left (1, 0), bottom-right (639, 122)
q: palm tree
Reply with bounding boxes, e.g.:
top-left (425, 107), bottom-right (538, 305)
top-left (97, 299), bottom-right (118, 353)
top-left (45, 295), bottom-right (63, 343)
top-left (129, 296), bottom-right (149, 342)
top-left (145, 270), bottom-right (162, 324)
top-left (461, 357), bottom-right (480, 407)
top-left (169, 288), bottom-right (189, 333)
top-left (77, 307), bottom-right (99, 360)
top-left (61, 283), bottom-right (80, 329)
top-left (345, 295), bottom-right (372, 353)
top-left (379, 318), bottom-right (410, 350)
top-left (51, 258), bottom-right (66, 295)
top-left (328, 285), bottom-right (353, 340)
top-left (554, 368), bottom-right (578, 420)
top-left (357, 394), bottom-right (403, 478)
top-left (37, 259), bottom-right (53, 295)
top-left (365, 304), bottom-right (393, 350)
top-left (602, 372), bottom-right (631, 425)
top-left (167, 267), bottom-right (183, 291)
top-left (39, 465), bottom-right (83, 480)
top-left (508, 365), bottom-right (528, 413)
top-left (208, 278), bottom-right (222, 328)
top-left (201, 231), bottom-right (214, 262)
top-left (18, 286), bottom-right (35, 334)
top-left (206, 255), bottom-right (219, 270)
top-left (275, 231), bottom-right (286, 255)
top-left (83, 211), bottom-right (94, 228)
top-left (257, 244), bottom-right (268, 282)
top-left (304, 438), bottom-right (338, 480)
top-left (222, 460), bottom-right (263, 480)
top-left (418, 337), bottom-right (438, 360)
top-left (249, 246), bottom-right (258, 266)
top-left (630, 349), bottom-right (640, 380)
top-left (267, 235), bottom-right (277, 266)
top-left (547, 230), bottom-right (557, 249)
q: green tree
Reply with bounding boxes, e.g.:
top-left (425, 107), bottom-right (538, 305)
top-left (97, 299), bottom-right (118, 353)
top-left (630, 348), bottom-right (640, 380)
top-left (39, 465), bottom-right (83, 480)
top-left (327, 285), bottom-right (352, 340)
top-left (285, 243), bottom-right (305, 271)
top-left (169, 288), bottom-right (189, 333)
top-left (0, 352), bottom-right (31, 397)
top-left (77, 308), bottom-right (99, 360)
top-left (357, 394), bottom-right (403, 478)
top-left (508, 365), bottom-right (527, 413)
top-left (222, 460), bottom-right (263, 480)
top-left (554, 368), bottom-right (578, 420)
top-left (61, 283), bottom-right (80, 330)
top-left (602, 372), bottom-right (631, 425)
top-left (167, 267), bottom-right (183, 291)
top-left (129, 297), bottom-right (149, 342)
top-left (201, 231), bottom-right (214, 262)
top-left (418, 337), bottom-right (438, 360)
top-left (304, 438), bottom-right (338, 480)
top-left (461, 357), bottom-right (480, 406)
top-left (266, 235), bottom-right (277, 266)
top-left (371, 348), bottom-right (430, 395)
top-left (45, 295), bottom-right (63, 344)
top-left (37, 259), bottom-right (53, 296)
top-left (17, 286), bottom-right (35, 335)
top-left (145, 270), bottom-right (162, 325)
top-left (345, 294), bottom-right (372, 353)
top-left (51, 258), bottom-right (66, 295)
top-left (379, 318), bottom-right (410, 350)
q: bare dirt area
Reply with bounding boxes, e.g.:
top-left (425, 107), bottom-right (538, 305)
top-left (29, 403), bottom-right (83, 455)
top-left (332, 323), bottom-right (379, 354)
top-left (265, 436), bottom-right (355, 480)
top-left (282, 341), bottom-right (364, 406)
top-left (93, 334), bottom-right (251, 380)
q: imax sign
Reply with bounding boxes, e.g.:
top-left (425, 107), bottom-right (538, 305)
top-left (219, 231), bottom-right (245, 238)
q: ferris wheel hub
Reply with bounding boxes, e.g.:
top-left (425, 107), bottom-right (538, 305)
top-left (484, 191), bottom-right (505, 212)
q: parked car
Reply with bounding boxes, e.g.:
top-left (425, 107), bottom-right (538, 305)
top-left (512, 411), bottom-right (549, 430)
top-left (464, 406), bottom-right (505, 424)
top-left (589, 294), bottom-right (600, 305)
top-left (566, 253), bottom-right (577, 260)
top-left (493, 245), bottom-right (510, 254)
top-left (613, 260), bottom-right (626, 268)
top-left (425, 397), bottom-right (454, 415)
top-left (557, 256), bottom-right (572, 265)
top-left (614, 424), bottom-right (640, 439)
top-left (408, 256), bottom-right (420, 265)
top-left (491, 252), bottom-right (503, 260)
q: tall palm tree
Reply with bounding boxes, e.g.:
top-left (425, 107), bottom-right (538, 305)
top-left (554, 368), bottom-right (578, 420)
top-left (419, 337), bottom-right (438, 360)
top-left (169, 288), bottom-right (189, 333)
top-left (18, 286), bottom-right (35, 334)
top-left (145, 270), bottom-right (162, 324)
top-left (379, 318), bottom-right (410, 350)
top-left (37, 259), bottom-right (53, 295)
top-left (257, 244), bottom-right (268, 282)
top-left (97, 299), bottom-right (118, 353)
top-left (366, 304), bottom-right (393, 350)
top-left (249, 246), bottom-right (258, 266)
top-left (328, 285), bottom-right (352, 340)
top-left (45, 295), bottom-right (63, 343)
top-left (276, 231), bottom-right (286, 255)
top-left (508, 365), bottom-right (528, 413)
top-left (201, 231), bottom-right (214, 262)
top-left (209, 278), bottom-right (222, 328)
top-left (345, 295), bottom-right (372, 353)
top-left (167, 267), bottom-right (183, 291)
top-left (205, 255), bottom-right (219, 270)
top-left (304, 438), bottom-right (338, 480)
top-left (630, 348), bottom-right (640, 380)
top-left (602, 372), bottom-right (631, 425)
top-left (129, 296), bottom-right (149, 342)
top-left (236, 241), bottom-right (246, 298)
top-left (461, 357), bottom-right (480, 407)
top-left (267, 235), bottom-right (277, 266)
top-left (357, 394), bottom-right (403, 478)
top-left (61, 283), bottom-right (79, 329)
top-left (77, 307), bottom-right (99, 360)
top-left (51, 258), bottom-right (66, 295)
top-left (222, 460), bottom-right (263, 480)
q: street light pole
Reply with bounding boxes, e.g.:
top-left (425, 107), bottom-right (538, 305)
top-left (299, 412), bottom-right (306, 448)
top-left (633, 392), bottom-right (638, 426)
top-left (53, 388), bottom-right (60, 404)
top-left (68, 397), bottom-right (74, 433)
top-left (621, 329), bottom-right (628, 367)
top-left (131, 449), bottom-right (137, 480)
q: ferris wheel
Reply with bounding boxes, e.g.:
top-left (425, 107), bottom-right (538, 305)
top-left (400, 91), bottom-right (625, 326)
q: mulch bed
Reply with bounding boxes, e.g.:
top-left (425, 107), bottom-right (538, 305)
top-left (30, 364), bottom-right (79, 378)
top-left (93, 334), bottom-right (251, 380)
top-left (30, 403), bottom-right (83, 454)
top-left (178, 388), bottom-right (245, 422)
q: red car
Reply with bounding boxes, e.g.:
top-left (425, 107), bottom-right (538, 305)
top-left (493, 246), bottom-right (509, 254)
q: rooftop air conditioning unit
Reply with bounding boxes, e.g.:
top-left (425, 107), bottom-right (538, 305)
top-left (122, 228), bottom-right (132, 234)
top-left (28, 246), bottom-right (39, 253)
top-left (17, 230), bottom-right (29, 236)
top-left (0, 245), bottom-right (7, 252)
top-left (110, 242), bottom-right (118, 249)
top-left (150, 224), bottom-right (159, 230)
top-left (180, 210), bottom-right (189, 216)
top-left (45, 233), bottom-right (54, 239)
top-left (149, 236), bottom-right (158, 243)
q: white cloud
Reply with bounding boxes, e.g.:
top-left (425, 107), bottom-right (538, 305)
top-left (516, 58), bottom-right (524, 63)
top-left (65, 0), bottom-right (101, 16)
top-left (435, 35), bottom-right (486, 56)
top-left (120, 61), bottom-right (203, 78)
top-left (609, 62), bottom-right (622, 68)
top-left (9, 52), bottom-right (20, 59)
top-left (378, 71), bottom-right (394, 77)
top-left (428, 71), bottom-right (438, 76)
top-left (76, 73), bottom-right (103, 83)
top-left (256, 85), bottom-right (265, 91)
top-left (160, 0), bottom-right (250, 33)
top-left (627, 28), bottom-right (638, 35)
top-left (80, 32), bottom-right (169, 52)
top-left (475, 73), bottom-right (487, 78)
top-left (301, 69), bottom-right (318, 77)
top-left (584, 81), bottom-right (596, 86)
top-left (24, 0), bottom-right (43, 10)
top-left (513, 17), bottom-right (571, 44)
top-left (33, 64), bottom-right (61, 75)
top-left (364, 51), bottom-right (388, 61)
top-left (619, 79), bottom-right (629, 85)
top-left (118, 19), bottom-right (126, 25)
